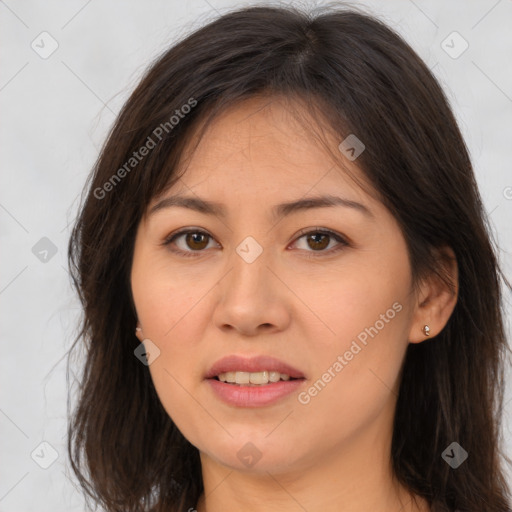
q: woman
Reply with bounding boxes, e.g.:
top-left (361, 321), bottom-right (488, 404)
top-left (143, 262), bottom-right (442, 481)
top-left (66, 4), bottom-right (512, 511)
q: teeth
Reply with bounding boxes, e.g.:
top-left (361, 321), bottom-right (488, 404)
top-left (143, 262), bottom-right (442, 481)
top-left (269, 371), bottom-right (281, 382)
top-left (217, 371), bottom-right (294, 385)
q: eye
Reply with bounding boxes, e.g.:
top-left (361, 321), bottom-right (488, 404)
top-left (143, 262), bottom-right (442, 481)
top-left (291, 228), bottom-right (349, 258)
top-left (162, 228), bottom-right (218, 258)
top-left (161, 227), bottom-right (349, 258)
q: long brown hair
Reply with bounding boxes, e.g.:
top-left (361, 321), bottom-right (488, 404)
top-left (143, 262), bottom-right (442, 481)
top-left (66, 4), bottom-right (512, 511)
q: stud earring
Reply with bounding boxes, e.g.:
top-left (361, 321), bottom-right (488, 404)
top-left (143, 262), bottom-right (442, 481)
top-left (135, 327), bottom-right (142, 335)
top-left (422, 325), bottom-right (430, 337)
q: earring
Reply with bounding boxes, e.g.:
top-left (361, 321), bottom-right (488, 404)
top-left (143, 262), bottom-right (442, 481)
top-left (135, 327), bottom-right (142, 335)
top-left (422, 325), bottom-right (430, 337)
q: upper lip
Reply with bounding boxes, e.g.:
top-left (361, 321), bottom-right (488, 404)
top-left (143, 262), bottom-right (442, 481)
top-left (205, 355), bottom-right (306, 379)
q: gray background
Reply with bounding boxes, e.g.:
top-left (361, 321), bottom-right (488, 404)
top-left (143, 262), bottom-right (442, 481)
top-left (1, 0), bottom-right (511, 510)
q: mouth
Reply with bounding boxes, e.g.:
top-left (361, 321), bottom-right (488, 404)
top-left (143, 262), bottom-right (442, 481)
top-left (205, 354), bottom-right (306, 382)
top-left (204, 355), bottom-right (306, 407)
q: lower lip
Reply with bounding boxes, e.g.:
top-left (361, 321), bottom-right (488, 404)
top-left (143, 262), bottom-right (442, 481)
top-left (206, 378), bottom-right (305, 407)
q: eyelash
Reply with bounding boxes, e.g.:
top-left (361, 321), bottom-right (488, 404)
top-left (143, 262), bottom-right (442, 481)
top-left (161, 227), bottom-right (349, 259)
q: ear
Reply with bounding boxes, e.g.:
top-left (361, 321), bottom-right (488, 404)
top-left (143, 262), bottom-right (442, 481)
top-left (408, 246), bottom-right (458, 343)
top-left (135, 322), bottom-right (144, 342)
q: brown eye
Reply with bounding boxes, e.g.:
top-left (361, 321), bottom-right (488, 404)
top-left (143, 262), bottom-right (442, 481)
top-left (163, 229), bottom-right (217, 257)
top-left (184, 232), bottom-right (210, 250)
top-left (305, 233), bottom-right (330, 251)
top-left (163, 227), bottom-right (348, 259)
top-left (292, 228), bottom-right (349, 258)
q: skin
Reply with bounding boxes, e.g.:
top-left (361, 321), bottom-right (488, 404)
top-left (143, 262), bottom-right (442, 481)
top-left (131, 95), bottom-right (458, 512)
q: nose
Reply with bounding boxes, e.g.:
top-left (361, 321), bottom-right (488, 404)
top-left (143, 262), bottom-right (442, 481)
top-left (212, 245), bottom-right (291, 337)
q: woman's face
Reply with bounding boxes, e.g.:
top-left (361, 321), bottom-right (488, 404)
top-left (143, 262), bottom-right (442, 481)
top-left (131, 96), bottom-right (423, 475)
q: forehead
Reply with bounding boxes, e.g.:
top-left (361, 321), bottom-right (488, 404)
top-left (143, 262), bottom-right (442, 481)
top-left (160, 95), bottom-right (375, 204)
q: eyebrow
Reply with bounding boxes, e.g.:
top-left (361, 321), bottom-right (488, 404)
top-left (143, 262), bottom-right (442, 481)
top-left (149, 193), bottom-right (374, 220)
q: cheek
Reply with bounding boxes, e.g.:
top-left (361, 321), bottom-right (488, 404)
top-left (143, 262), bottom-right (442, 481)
top-left (131, 249), bottom-right (212, 342)
top-left (132, 265), bottom-right (211, 439)
top-left (293, 254), bottom-right (412, 423)
top-left (293, 302), bottom-right (409, 455)
top-left (134, 278), bottom-right (212, 396)
top-left (294, 255), bottom-right (410, 352)
top-left (131, 250), bottom-right (212, 418)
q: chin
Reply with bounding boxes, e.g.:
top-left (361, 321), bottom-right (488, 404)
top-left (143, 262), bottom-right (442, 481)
top-left (202, 436), bottom-right (304, 474)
